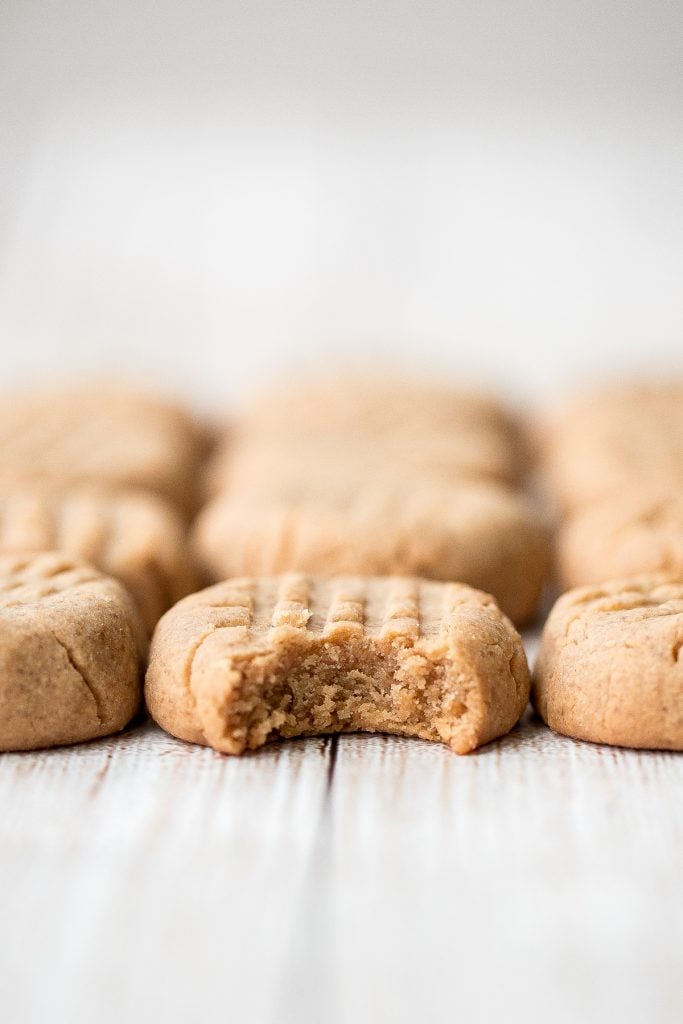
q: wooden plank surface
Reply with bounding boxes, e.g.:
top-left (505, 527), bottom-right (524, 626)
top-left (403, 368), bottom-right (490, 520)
top-left (1, 649), bottom-right (682, 1024)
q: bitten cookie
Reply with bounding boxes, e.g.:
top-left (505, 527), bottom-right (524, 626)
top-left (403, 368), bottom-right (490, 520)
top-left (533, 577), bottom-right (683, 750)
top-left (0, 388), bottom-right (206, 514)
top-left (0, 485), bottom-right (200, 634)
top-left (146, 574), bottom-right (530, 755)
top-left (0, 552), bottom-right (145, 751)
top-left (557, 489), bottom-right (683, 591)
top-left (192, 482), bottom-right (550, 626)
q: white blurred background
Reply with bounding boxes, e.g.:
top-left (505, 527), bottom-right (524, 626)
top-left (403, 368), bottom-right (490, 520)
top-left (1, 1), bottom-right (682, 408)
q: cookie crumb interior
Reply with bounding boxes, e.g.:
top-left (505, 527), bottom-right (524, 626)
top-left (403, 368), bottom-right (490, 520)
top-left (210, 636), bottom-right (474, 754)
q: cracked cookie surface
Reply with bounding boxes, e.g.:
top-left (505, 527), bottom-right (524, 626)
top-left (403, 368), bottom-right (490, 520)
top-left (533, 577), bottom-right (683, 750)
top-left (0, 552), bottom-right (145, 751)
top-left (146, 573), bottom-right (530, 755)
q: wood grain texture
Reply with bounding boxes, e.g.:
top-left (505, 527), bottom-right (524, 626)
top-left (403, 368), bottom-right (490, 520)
top-left (1, 687), bottom-right (681, 1024)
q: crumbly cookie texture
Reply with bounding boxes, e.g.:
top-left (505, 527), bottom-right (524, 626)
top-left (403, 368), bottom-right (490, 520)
top-left (0, 552), bottom-right (145, 751)
top-left (146, 574), bottom-right (530, 755)
top-left (541, 382), bottom-right (683, 511)
top-left (557, 490), bottom-right (683, 590)
top-left (192, 483), bottom-right (550, 626)
top-left (0, 485), bottom-right (200, 634)
top-left (533, 577), bottom-right (683, 750)
top-left (0, 388), bottom-right (206, 514)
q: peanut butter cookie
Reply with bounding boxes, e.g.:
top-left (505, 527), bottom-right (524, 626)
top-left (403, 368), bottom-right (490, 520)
top-left (542, 382), bottom-right (683, 511)
top-left (146, 573), bottom-right (530, 755)
top-left (0, 552), bottom-right (145, 751)
top-left (0, 388), bottom-right (206, 514)
top-left (193, 483), bottom-right (550, 626)
top-left (0, 485), bottom-right (200, 633)
top-left (534, 577), bottom-right (683, 750)
top-left (557, 489), bottom-right (683, 590)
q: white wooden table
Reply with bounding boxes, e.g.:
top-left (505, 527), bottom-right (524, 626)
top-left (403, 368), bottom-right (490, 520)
top-left (1, 634), bottom-right (681, 1024)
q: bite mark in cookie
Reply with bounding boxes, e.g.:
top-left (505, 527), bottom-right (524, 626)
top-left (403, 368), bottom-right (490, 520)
top-left (146, 574), bottom-right (530, 755)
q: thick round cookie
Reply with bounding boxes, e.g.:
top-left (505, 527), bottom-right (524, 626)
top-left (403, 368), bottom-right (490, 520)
top-left (0, 552), bottom-right (145, 751)
top-left (0, 388), bottom-right (206, 514)
top-left (558, 489), bottom-right (683, 590)
top-left (533, 577), bottom-right (683, 750)
top-left (193, 482), bottom-right (550, 626)
top-left (0, 485), bottom-right (200, 633)
top-left (146, 574), bottom-right (530, 755)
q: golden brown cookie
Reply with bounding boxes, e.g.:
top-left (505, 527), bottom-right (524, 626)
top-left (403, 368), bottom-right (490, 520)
top-left (542, 382), bottom-right (683, 511)
top-left (0, 485), bottom-right (200, 634)
top-left (533, 577), bottom-right (683, 750)
top-left (193, 482), bottom-right (550, 626)
top-left (146, 574), bottom-right (530, 755)
top-left (0, 552), bottom-right (145, 751)
top-left (557, 489), bottom-right (683, 590)
top-left (0, 388), bottom-right (206, 514)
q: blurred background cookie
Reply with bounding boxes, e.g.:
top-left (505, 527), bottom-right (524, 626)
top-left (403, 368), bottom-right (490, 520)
top-left (540, 381), bottom-right (683, 513)
top-left (0, 387), bottom-right (208, 515)
top-left (202, 376), bottom-right (549, 624)
top-left (557, 488), bottom-right (683, 591)
top-left (194, 481), bottom-right (550, 626)
top-left (0, 485), bottom-right (200, 634)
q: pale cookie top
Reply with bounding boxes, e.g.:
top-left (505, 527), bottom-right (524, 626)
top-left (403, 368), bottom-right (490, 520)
top-left (146, 574), bottom-right (530, 754)
top-left (541, 577), bottom-right (683, 636)
top-left (0, 388), bottom-right (205, 511)
top-left (212, 426), bottom-right (523, 497)
top-left (157, 574), bottom-right (509, 651)
top-left (207, 376), bottom-right (527, 495)
top-left (0, 551), bottom-right (147, 653)
top-left (234, 376), bottom-right (521, 439)
top-left (0, 552), bottom-right (104, 609)
top-left (559, 489), bottom-right (683, 588)
top-left (541, 382), bottom-right (683, 509)
top-left (0, 557), bottom-right (144, 634)
top-left (542, 382), bottom-right (683, 447)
